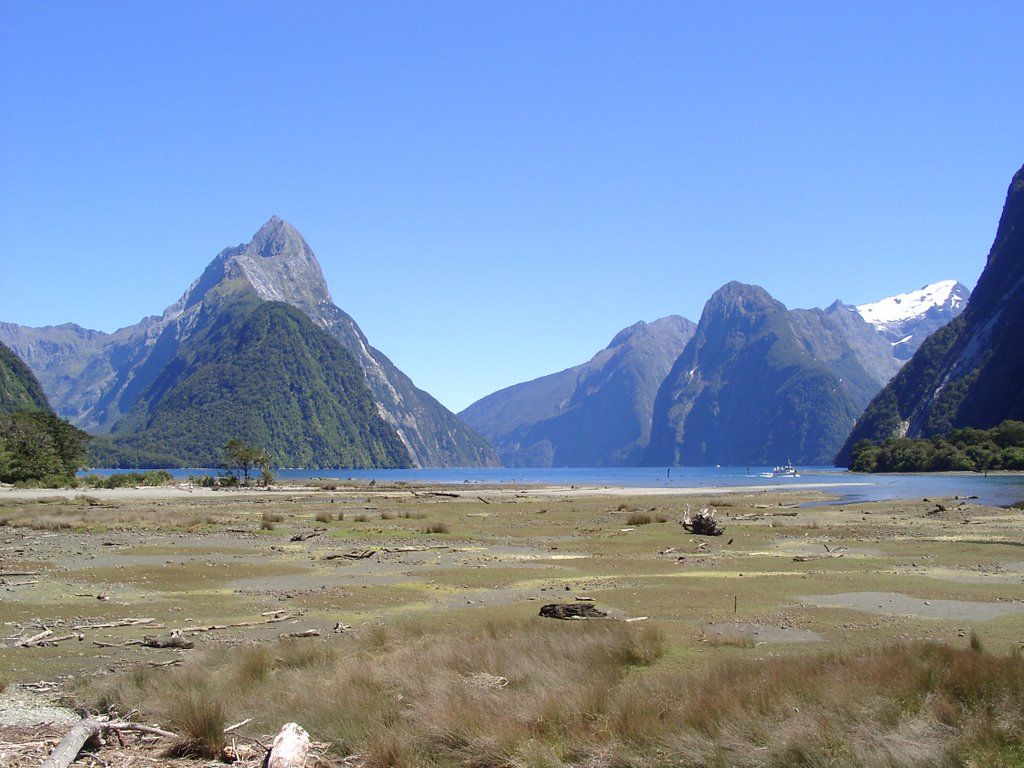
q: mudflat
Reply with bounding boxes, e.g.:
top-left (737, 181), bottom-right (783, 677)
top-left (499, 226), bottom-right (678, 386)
top-left (1, 480), bottom-right (1022, 763)
top-left (3, 481), bottom-right (1022, 673)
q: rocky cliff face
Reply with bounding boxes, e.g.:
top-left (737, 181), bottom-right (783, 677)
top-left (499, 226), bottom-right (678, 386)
top-left (1, 218), bottom-right (496, 468)
top-left (644, 282), bottom-right (888, 466)
top-left (837, 164), bottom-right (1024, 463)
top-left (461, 316), bottom-right (696, 466)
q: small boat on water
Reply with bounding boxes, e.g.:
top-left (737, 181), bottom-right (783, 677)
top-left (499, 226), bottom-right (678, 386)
top-left (760, 463), bottom-right (799, 478)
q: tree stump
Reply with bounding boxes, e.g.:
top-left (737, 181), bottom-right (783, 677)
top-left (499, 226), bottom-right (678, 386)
top-left (266, 722), bottom-right (310, 768)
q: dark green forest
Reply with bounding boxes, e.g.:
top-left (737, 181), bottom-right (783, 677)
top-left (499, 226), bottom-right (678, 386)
top-left (1, 340), bottom-right (91, 484)
top-left (97, 294), bottom-right (412, 469)
top-left (0, 410), bottom-right (91, 484)
top-left (848, 420), bottom-right (1024, 472)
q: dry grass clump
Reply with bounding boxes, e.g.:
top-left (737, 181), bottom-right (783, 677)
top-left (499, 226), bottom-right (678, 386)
top-left (0, 499), bottom-right (229, 531)
top-left (314, 511), bottom-right (334, 524)
top-left (83, 623), bottom-right (1024, 767)
top-left (421, 521), bottom-right (449, 534)
top-left (626, 511), bottom-right (652, 526)
top-left (260, 511), bottom-right (285, 530)
top-left (700, 624), bottom-right (756, 648)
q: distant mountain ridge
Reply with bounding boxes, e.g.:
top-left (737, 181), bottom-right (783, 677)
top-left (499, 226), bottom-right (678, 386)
top-left (643, 282), bottom-right (891, 466)
top-left (461, 276), bottom-right (966, 468)
top-left (1, 218), bottom-right (496, 468)
top-left (461, 316), bottom-right (696, 467)
top-left (837, 164), bottom-right (1024, 463)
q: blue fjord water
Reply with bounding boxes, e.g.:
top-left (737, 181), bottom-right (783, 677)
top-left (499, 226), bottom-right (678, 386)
top-left (127, 465), bottom-right (1024, 508)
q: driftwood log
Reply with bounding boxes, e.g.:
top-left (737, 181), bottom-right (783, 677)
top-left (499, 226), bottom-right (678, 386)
top-left (41, 720), bottom-right (179, 768)
top-left (142, 633), bottom-right (194, 649)
top-left (40, 719), bottom-right (104, 768)
top-left (290, 528), bottom-right (325, 542)
top-left (539, 603), bottom-right (608, 620)
top-left (266, 722), bottom-right (311, 768)
top-left (682, 507), bottom-right (725, 536)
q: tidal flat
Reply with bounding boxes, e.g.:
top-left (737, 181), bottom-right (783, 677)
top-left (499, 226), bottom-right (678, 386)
top-left (2, 481), bottom-right (1023, 766)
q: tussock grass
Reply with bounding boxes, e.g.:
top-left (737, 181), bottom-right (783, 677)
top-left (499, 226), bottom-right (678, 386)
top-left (701, 624), bottom-right (756, 648)
top-left (314, 511), bottom-right (333, 524)
top-left (626, 511), bottom-right (652, 526)
top-left (0, 500), bottom-right (234, 531)
top-left (421, 521), bottom-right (450, 534)
top-left (84, 623), bottom-right (1024, 767)
top-left (261, 511), bottom-right (284, 530)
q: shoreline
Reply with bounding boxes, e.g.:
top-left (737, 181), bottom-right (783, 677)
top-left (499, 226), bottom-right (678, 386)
top-left (0, 478), bottom-right (878, 502)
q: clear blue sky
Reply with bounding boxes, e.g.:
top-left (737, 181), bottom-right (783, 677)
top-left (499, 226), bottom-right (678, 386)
top-left (1, 2), bottom-right (1021, 413)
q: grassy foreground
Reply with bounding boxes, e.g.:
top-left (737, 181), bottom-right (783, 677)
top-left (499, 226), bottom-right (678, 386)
top-left (90, 616), bottom-right (1024, 767)
top-left (1, 480), bottom-right (1023, 765)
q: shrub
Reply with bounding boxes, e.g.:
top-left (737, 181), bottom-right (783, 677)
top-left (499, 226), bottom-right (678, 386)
top-left (261, 511), bottom-right (284, 530)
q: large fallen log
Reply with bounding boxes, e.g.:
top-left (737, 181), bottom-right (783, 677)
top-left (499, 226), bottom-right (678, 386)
top-left (142, 633), bottom-right (194, 649)
top-left (40, 719), bottom-right (104, 768)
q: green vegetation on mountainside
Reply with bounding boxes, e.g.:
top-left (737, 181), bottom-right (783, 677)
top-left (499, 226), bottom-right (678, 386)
top-left (98, 292), bottom-right (412, 469)
top-left (0, 341), bottom-right (91, 484)
top-left (0, 341), bottom-right (50, 414)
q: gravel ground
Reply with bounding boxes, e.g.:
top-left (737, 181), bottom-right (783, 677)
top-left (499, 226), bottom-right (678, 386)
top-left (0, 685), bottom-right (79, 727)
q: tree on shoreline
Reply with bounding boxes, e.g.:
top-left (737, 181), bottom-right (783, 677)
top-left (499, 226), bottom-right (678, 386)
top-left (222, 438), bottom-right (271, 486)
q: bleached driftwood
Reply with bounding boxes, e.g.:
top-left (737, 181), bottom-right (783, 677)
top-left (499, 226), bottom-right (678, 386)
top-left (279, 629), bottom-right (320, 639)
top-left (171, 613), bottom-right (294, 633)
top-left (266, 722), bottom-right (310, 768)
top-left (40, 719), bottom-right (104, 768)
top-left (17, 628), bottom-right (53, 646)
top-left (73, 617), bottom-right (155, 631)
top-left (40, 720), bottom-right (180, 768)
top-left (142, 633), bottom-right (194, 649)
top-left (682, 506), bottom-right (725, 536)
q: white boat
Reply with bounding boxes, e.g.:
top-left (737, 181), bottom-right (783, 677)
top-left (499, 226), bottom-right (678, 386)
top-left (761, 463), bottom-right (799, 478)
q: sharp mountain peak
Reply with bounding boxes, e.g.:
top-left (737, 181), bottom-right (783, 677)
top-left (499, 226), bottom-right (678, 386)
top-left (173, 217), bottom-right (334, 320)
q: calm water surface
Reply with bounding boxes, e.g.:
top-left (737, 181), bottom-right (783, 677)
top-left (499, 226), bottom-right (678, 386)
top-left (130, 465), bottom-right (1024, 507)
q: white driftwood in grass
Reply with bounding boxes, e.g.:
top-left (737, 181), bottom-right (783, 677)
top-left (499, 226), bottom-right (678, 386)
top-left (267, 722), bottom-right (311, 768)
top-left (41, 719), bottom-right (181, 768)
top-left (40, 719), bottom-right (104, 768)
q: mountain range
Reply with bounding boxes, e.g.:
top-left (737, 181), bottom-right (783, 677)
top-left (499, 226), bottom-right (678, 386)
top-left (460, 316), bottom-right (697, 467)
top-left (1, 219), bottom-right (497, 469)
top-left (5, 176), bottom-right (1006, 471)
top-left (837, 164), bottom-right (1024, 463)
top-left (462, 279), bottom-right (968, 467)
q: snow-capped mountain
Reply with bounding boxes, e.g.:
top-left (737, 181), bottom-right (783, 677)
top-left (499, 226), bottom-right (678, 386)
top-left (854, 280), bottom-right (971, 360)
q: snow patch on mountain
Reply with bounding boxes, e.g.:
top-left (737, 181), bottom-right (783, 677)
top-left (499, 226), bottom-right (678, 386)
top-left (855, 280), bottom-right (968, 329)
